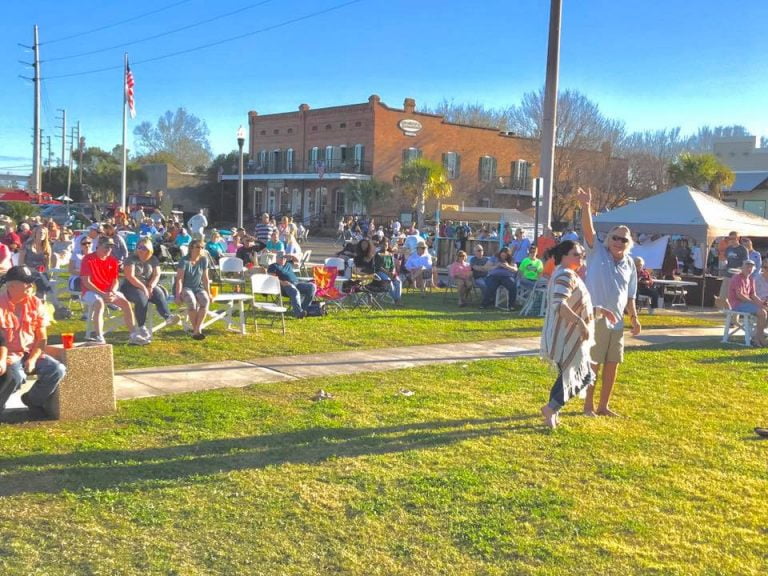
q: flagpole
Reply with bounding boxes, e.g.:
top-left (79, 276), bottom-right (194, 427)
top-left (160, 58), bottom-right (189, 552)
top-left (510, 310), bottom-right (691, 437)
top-left (121, 53), bottom-right (128, 212)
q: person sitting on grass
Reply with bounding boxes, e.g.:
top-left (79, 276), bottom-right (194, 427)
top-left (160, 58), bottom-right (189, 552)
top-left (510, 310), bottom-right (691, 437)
top-left (120, 237), bottom-right (181, 342)
top-left (175, 239), bottom-right (211, 341)
top-left (0, 266), bottom-right (67, 419)
top-left (727, 259), bottom-right (767, 347)
top-left (267, 252), bottom-right (316, 319)
top-left (80, 236), bottom-right (148, 346)
top-left (480, 247), bottom-right (518, 310)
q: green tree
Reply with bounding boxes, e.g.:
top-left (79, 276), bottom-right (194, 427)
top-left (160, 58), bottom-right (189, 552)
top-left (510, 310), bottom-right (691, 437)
top-left (398, 158), bottom-right (453, 229)
top-left (343, 178), bottom-right (392, 215)
top-left (133, 108), bottom-right (213, 171)
top-left (666, 152), bottom-right (735, 199)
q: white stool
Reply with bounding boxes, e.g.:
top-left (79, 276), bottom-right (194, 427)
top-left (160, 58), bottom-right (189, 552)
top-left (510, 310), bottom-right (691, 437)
top-left (722, 310), bottom-right (756, 346)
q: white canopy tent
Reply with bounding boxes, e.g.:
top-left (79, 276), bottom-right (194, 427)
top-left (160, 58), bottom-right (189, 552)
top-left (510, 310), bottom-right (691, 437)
top-left (593, 185), bottom-right (768, 248)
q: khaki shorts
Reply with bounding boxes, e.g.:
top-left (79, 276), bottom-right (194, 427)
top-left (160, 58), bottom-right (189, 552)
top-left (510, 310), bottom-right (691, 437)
top-left (591, 317), bottom-right (624, 364)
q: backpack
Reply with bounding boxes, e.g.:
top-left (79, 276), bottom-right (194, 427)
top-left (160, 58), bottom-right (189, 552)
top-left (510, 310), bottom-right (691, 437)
top-left (306, 302), bottom-right (327, 317)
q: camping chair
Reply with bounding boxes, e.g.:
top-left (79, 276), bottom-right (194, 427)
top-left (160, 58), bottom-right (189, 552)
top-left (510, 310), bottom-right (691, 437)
top-left (250, 273), bottom-right (288, 335)
top-left (218, 256), bottom-right (246, 291)
top-left (313, 265), bottom-right (347, 311)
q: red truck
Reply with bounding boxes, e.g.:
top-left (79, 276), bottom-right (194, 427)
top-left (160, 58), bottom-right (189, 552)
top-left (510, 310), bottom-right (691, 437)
top-left (0, 188), bottom-right (61, 204)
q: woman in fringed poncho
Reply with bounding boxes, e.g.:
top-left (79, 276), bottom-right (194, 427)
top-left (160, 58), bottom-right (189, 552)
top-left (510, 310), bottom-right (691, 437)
top-left (540, 241), bottom-right (598, 428)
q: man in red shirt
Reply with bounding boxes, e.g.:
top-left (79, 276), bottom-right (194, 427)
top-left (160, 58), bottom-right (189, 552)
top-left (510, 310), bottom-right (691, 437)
top-left (80, 236), bottom-right (148, 345)
top-left (727, 259), bottom-right (767, 346)
top-left (0, 265), bottom-right (66, 418)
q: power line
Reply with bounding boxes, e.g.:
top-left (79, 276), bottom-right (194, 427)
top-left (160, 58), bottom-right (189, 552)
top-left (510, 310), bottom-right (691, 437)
top-left (41, 0), bottom-right (194, 46)
top-left (43, 0), bottom-right (364, 80)
top-left (44, 0), bottom-right (274, 63)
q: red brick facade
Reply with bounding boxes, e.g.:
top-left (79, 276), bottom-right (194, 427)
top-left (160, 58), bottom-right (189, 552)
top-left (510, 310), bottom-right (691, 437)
top-left (244, 95), bottom-right (542, 225)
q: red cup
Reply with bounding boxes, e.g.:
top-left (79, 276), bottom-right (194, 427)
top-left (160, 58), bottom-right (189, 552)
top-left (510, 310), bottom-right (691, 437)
top-left (61, 333), bottom-right (74, 349)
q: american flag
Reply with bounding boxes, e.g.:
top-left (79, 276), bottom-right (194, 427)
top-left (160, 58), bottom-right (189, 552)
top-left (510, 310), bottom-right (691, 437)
top-left (125, 61), bottom-right (136, 119)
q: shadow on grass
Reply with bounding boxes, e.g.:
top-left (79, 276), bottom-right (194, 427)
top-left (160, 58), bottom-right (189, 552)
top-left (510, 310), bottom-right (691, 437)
top-left (0, 416), bottom-right (540, 496)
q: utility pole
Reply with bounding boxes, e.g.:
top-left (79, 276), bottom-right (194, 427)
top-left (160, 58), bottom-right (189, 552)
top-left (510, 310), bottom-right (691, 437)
top-left (46, 135), bottom-right (53, 184)
top-left (77, 123), bottom-right (84, 185)
top-left (539, 0), bottom-right (562, 230)
top-left (67, 125), bottom-right (75, 197)
top-left (56, 109), bottom-right (66, 167)
top-left (32, 25), bottom-right (42, 193)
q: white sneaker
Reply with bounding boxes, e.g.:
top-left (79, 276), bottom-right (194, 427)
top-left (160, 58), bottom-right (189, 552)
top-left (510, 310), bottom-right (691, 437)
top-left (165, 313), bottom-right (181, 326)
top-left (141, 326), bottom-right (153, 339)
top-left (88, 335), bottom-right (106, 345)
top-left (129, 332), bottom-right (150, 346)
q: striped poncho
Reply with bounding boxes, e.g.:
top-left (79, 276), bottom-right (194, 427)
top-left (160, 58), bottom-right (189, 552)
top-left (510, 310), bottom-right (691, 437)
top-left (540, 266), bottom-right (596, 401)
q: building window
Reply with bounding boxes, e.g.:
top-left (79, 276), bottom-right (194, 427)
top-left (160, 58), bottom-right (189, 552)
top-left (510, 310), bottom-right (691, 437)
top-left (402, 147), bottom-right (422, 165)
top-left (258, 150), bottom-right (268, 172)
top-left (260, 130), bottom-right (266, 136)
top-left (442, 152), bottom-right (461, 179)
top-left (325, 124), bottom-right (332, 130)
top-left (354, 144), bottom-right (365, 173)
top-left (743, 200), bottom-right (766, 217)
top-left (273, 129), bottom-right (279, 135)
top-left (271, 149), bottom-right (282, 172)
top-left (479, 156), bottom-right (497, 182)
top-left (355, 121), bottom-right (362, 127)
top-left (511, 159), bottom-right (531, 189)
top-left (325, 146), bottom-right (335, 171)
top-left (287, 128), bottom-right (293, 134)
top-left (312, 126), bottom-right (318, 131)
top-left (286, 148), bottom-right (294, 172)
top-left (308, 146), bottom-right (319, 170)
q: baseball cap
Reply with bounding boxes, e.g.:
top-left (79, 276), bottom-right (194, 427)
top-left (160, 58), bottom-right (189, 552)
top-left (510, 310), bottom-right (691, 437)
top-left (4, 265), bottom-right (36, 283)
top-left (97, 235), bottom-right (115, 247)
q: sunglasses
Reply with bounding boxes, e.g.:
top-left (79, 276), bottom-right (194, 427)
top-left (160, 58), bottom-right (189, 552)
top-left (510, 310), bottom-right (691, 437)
top-left (611, 235), bottom-right (629, 244)
top-left (570, 252), bottom-right (585, 258)
top-left (137, 246), bottom-right (150, 251)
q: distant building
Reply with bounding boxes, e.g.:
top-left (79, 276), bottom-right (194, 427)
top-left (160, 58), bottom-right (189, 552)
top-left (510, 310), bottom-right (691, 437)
top-left (714, 137), bottom-right (768, 217)
top-left (141, 163), bottom-right (206, 213)
top-left (222, 95), bottom-right (543, 227)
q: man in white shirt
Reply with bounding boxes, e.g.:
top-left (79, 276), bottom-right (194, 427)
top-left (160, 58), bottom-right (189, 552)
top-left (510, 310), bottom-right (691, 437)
top-left (187, 209), bottom-right (208, 241)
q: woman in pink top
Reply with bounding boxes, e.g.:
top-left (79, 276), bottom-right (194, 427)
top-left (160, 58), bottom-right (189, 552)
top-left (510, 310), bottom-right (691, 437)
top-left (448, 250), bottom-right (474, 307)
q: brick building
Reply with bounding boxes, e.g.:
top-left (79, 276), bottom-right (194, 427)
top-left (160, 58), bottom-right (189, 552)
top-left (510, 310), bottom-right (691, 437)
top-left (222, 94), bottom-right (544, 228)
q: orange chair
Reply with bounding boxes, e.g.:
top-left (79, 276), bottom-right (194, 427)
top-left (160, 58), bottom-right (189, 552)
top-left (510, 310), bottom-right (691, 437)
top-left (312, 265), bottom-right (347, 311)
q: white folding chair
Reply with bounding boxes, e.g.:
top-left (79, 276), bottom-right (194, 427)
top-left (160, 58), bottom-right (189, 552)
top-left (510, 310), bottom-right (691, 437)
top-left (218, 256), bottom-right (246, 290)
top-left (250, 273), bottom-right (288, 335)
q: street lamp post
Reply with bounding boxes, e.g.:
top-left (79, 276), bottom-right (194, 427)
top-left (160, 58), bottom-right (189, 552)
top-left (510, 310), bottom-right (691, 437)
top-left (237, 125), bottom-right (245, 229)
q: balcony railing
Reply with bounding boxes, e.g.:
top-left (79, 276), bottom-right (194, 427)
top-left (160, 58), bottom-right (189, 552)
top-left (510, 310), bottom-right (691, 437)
top-left (222, 159), bottom-right (373, 177)
top-left (496, 176), bottom-right (533, 192)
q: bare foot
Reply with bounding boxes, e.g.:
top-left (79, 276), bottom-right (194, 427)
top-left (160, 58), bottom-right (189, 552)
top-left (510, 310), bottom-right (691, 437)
top-left (596, 408), bottom-right (620, 417)
top-left (540, 405), bottom-right (558, 429)
top-left (583, 410), bottom-right (597, 417)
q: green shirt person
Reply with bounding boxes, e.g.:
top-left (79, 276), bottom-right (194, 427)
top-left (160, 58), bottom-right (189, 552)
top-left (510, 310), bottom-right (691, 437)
top-left (519, 246), bottom-right (544, 283)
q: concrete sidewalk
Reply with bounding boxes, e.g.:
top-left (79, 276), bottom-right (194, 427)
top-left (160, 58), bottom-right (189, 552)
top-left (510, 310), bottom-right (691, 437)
top-left (114, 326), bottom-right (724, 401)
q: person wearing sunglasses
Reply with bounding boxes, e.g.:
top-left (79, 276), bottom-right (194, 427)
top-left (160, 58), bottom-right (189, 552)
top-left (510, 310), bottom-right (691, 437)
top-left (540, 240), bottom-right (594, 428)
top-left (121, 237), bottom-right (181, 341)
top-left (577, 187), bottom-right (640, 418)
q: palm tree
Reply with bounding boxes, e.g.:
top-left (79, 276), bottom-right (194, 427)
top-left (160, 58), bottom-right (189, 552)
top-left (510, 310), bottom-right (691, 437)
top-left (667, 152), bottom-right (735, 199)
top-left (343, 178), bottom-right (392, 215)
top-left (398, 158), bottom-right (453, 229)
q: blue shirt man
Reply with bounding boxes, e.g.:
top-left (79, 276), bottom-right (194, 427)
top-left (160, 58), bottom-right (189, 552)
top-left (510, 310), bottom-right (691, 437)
top-left (267, 254), bottom-right (316, 318)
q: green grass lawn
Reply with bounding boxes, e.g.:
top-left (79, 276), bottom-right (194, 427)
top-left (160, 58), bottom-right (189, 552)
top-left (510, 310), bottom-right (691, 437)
top-left (1, 343), bottom-right (765, 575)
top-left (49, 288), bottom-right (720, 371)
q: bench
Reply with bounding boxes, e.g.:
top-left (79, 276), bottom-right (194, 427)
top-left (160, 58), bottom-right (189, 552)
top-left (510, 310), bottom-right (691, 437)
top-left (43, 343), bottom-right (116, 420)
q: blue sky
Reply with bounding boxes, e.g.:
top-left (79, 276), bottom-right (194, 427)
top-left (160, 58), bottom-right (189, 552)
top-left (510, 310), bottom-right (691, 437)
top-left (2, 0), bottom-right (767, 174)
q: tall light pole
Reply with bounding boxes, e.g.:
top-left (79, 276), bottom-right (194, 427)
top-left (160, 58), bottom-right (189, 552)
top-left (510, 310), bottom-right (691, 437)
top-left (539, 0), bottom-right (562, 230)
top-left (237, 125), bottom-right (245, 229)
